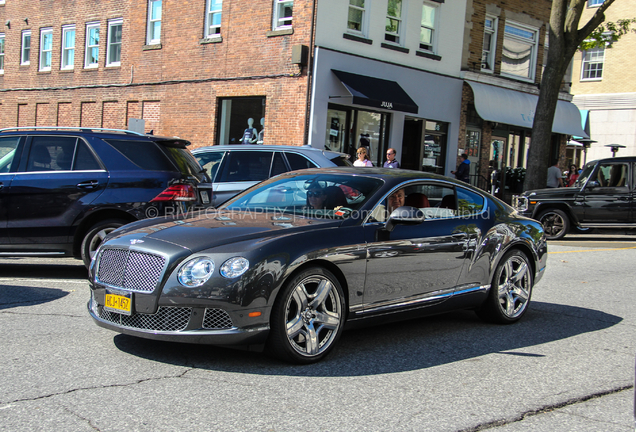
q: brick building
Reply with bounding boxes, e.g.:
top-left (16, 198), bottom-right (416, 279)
top-left (0, 0), bottom-right (312, 147)
top-left (459, 0), bottom-right (586, 196)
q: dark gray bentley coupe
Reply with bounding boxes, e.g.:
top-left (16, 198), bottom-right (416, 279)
top-left (88, 168), bottom-right (547, 364)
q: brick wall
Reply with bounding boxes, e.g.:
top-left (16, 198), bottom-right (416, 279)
top-left (0, 0), bottom-right (313, 147)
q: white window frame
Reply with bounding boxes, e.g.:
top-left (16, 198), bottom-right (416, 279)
top-left (147, 0), bottom-right (162, 44)
top-left (84, 22), bottom-right (100, 69)
top-left (21, 30), bottom-right (31, 66)
top-left (346, 0), bottom-right (369, 37)
top-left (0, 0), bottom-right (5, 5)
top-left (106, 19), bottom-right (123, 67)
top-left (273, 0), bottom-right (293, 30)
top-left (385, 0), bottom-right (404, 45)
top-left (205, 0), bottom-right (222, 38)
top-left (419, 2), bottom-right (438, 53)
top-left (61, 25), bottom-right (75, 70)
top-left (0, 33), bottom-right (5, 74)
top-left (39, 28), bottom-right (53, 71)
top-left (581, 47), bottom-right (604, 81)
top-left (588, 0), bottom-right (604, 7)
top-left (500, 21), bottom-right (539, 82)
top-left (481, 15), bottom-right (498, 72)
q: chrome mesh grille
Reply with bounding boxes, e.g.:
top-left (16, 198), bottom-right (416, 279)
top-left (97, 248), bottom-right (166, 292)
top-left (203, 308), bottom-right (234, 329)
top-left (98, 306), bottom-right (191, 332)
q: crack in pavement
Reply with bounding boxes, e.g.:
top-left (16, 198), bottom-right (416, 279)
top-left (61, 403), bottom-right (102, 431)
top-left (0, 309), bottom-right (84, 318)
top-left (0, 368), bottom-right (194, 406)
top-left (456, 384), bottom-right (634, 432)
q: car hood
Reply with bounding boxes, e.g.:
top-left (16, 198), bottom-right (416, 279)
top-left (107, 211), bottom-right (341, 252)
top-left (523, 187), bottom-right (580, 199)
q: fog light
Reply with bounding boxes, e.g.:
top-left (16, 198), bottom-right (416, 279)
top-left (178, 257), bottom-right (214, 287)
top-left (220, 257), bottom-right (249, 278)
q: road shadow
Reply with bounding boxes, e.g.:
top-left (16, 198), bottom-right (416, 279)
top-left (0, 285), bottom-right (69, 310)
top-left (113, 301), bottom-right (622, 376)
top-left (0, 259), bottom-right (87, 280)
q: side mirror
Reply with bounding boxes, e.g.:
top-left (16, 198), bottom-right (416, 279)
top-left (385, 206), bottom-right (425, 232)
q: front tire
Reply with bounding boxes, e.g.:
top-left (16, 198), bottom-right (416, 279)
top-left (267, 267), bottom-right (345, 364)
top-left (476, 249), bottom-right (533, 324)
top-left (81, 219), bottom-right (127, 268)
top-left (538, 208), bottom-right (570, 240)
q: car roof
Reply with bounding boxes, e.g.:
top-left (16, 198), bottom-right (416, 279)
top-left (280, 166), bottom-right (465, 184)
top-left (585, 156), bottom-right (636, 164)
top-left (0, 127), bottom-right (190, 146)
top-left (193, 144), bottom-right (326, 153)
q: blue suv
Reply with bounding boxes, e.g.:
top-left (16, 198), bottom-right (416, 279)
top-left (0, 127), bottom-right (210, 267)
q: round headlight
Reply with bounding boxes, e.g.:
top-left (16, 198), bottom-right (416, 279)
top-left (178, 257), bottom-right (215, 287)
top-left (220, 257), bottom-right (249, 279)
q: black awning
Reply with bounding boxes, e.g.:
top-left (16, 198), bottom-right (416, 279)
top-left (332, 70), bottom-right (419, 114)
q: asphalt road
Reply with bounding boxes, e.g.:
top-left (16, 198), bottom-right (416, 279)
top-left (0, 235), bottom-right (634, 431)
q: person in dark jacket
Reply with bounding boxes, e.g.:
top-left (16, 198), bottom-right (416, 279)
top-left (451, 154), bottom-right (470, 182)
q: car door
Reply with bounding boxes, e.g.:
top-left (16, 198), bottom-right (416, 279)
top-left (213, 150), bottom-right (274, 206)
top-left (0, 136), bottom-right (24, 245)
top-left (362, 181), bottom-right (470, 313)
top-left (582, 161), bottom-right (631, 223)
top-left (6, 135), bottom-right (109, 246)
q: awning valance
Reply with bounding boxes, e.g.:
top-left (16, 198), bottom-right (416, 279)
top-left (332, 70), bottom-right (419, 114)
top-left (466, 81), bottom-right (588, 138)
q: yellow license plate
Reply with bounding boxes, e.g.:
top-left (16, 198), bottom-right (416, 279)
top-left (105, 292), bottom-right (132, 315)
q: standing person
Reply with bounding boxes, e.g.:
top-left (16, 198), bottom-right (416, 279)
top-left (384, 148), bottom-right (400, 168)
top-left (451, 153), bottom-right (470, 182)
top-left (546, 159), bottom-right (563, 188)
top-left (566, 164), bottom-right (579, 186)
top-left (354, 147), bottom-right (373, 167)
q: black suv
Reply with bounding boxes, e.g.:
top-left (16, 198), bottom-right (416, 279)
top-left (513, 156), bottom-right (636, 239)
top-left (0, 127), bottom-right (210, 266)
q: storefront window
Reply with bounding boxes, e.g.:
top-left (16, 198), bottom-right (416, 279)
top-left (216, 97), bottom-right (266, 145)
top-left (422, 120), bottom-right (447, 175)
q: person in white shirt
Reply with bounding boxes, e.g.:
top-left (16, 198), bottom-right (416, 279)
top-left (353, 147), bottom-right (373, 167)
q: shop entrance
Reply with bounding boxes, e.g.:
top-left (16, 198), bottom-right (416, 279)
top-left (401, 117), bottom-right (448, 175)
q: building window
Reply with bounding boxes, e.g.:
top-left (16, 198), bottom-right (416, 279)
top-left (481, 15), bottom-right (497, 72)
top-left (216, 97), bottom-right (266, 145)
top-left (85, 22), bottom-right (100, 68)
top-left (581, 47), bottom-right (604, 80)
top-left (347, 0), bottom-right (367, 35)
top-left (206, 0), bottom-right (222, 37)
top-left (21, 30), bottom-right (31, 65)
top-left (39, 28), bottom-right (53, 71)
top-left (501, 22), bottom-right (538, 81)
top-left (61, 25), bottom-right (75, 70)
top-left (273, 0), bottom-right (293, 30)
top-left (420, 3), bottom-right (437, 52)
top-left (588, 0), bottom-right (605, 7)
top-left (147, 0), bottom-right (162, 44)
top-left (385, 0), bottom-right (403, 44)
top-left (107, 19), bottom-right (122, 66)
top-left (0, 34), bottom-right (4, 73)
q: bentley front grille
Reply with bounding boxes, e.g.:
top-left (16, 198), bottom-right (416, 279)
top-left (202, 308), bottom-right (234, 329)
top-left (97, 248), bottom-right (166, 292)
top-left (98, 306), bottom-right (191, 332)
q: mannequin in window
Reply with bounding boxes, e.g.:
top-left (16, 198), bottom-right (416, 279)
top-left (241, 118), bottom-right (258, 144)
top-left (257, 117), bottom-right (264, 144)
top-left (359, 131), bottom-right (371, 149)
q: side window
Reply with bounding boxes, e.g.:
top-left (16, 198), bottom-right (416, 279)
top-left (195, 151), bottom-right (225, 181)
top-left (74, 141), bottom-right (102, 170)
top-left (27, 136), bottom-right (78, 172)
top-left (104, 139), bottom-right (174, 171)
top-left (221, 151), bottom-right (273, 182)
top-left (406, 183), bottom-right (456, 219)
top-left (285, 152), bottom-right (318, 171)
top-left (271, 152), bottom-right (288, 177)
top-left (594, 163), bottom-right (628, 188)
top-left (456, 187), bottom-right (485, 216)
top-left (0, 136), bottom-right (21, 173)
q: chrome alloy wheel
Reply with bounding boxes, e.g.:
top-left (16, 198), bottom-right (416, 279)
top-left (496, 254), bottom-right (531, 319)
top-left (539, 209), bottom-right (569, 239)
top-left (284, 275), bottom-right (343, 358)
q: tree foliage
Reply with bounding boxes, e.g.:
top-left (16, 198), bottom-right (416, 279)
top-left (523, 0), bottom-right (634, 192)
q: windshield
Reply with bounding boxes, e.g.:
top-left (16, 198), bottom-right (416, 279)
top-left (221, 173), bottom-right (383, 219)
top-left (575, 161), bottom-right (596, 187)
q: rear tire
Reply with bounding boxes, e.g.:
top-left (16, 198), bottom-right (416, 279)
top-left (538, 209), bottom-right (570, 240)
top-left (267, 266), bottom-right (345, 364)
top-left (81, 219), bottom-right (128, 268)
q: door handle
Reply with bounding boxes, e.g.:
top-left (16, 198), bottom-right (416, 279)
top-left (77, 180), bottom-right (100, 189)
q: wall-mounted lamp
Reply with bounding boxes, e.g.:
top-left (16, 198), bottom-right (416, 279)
top-left (4, 20), bottom-right (9, 29)
top-left (23, 18), bottom-right (28, 25)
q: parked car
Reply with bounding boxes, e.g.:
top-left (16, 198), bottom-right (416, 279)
top-left (88, 168), bottom-right (547, 364)
top-left (513, 156), bottom-right (636, 240)
top-left (192, 144), bottom-right (351, 207)
top-left (0, 127), bottom-right (210, 267)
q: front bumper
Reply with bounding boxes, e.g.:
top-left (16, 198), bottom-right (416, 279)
top-left (87, 296), bottom-right (270, 347)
